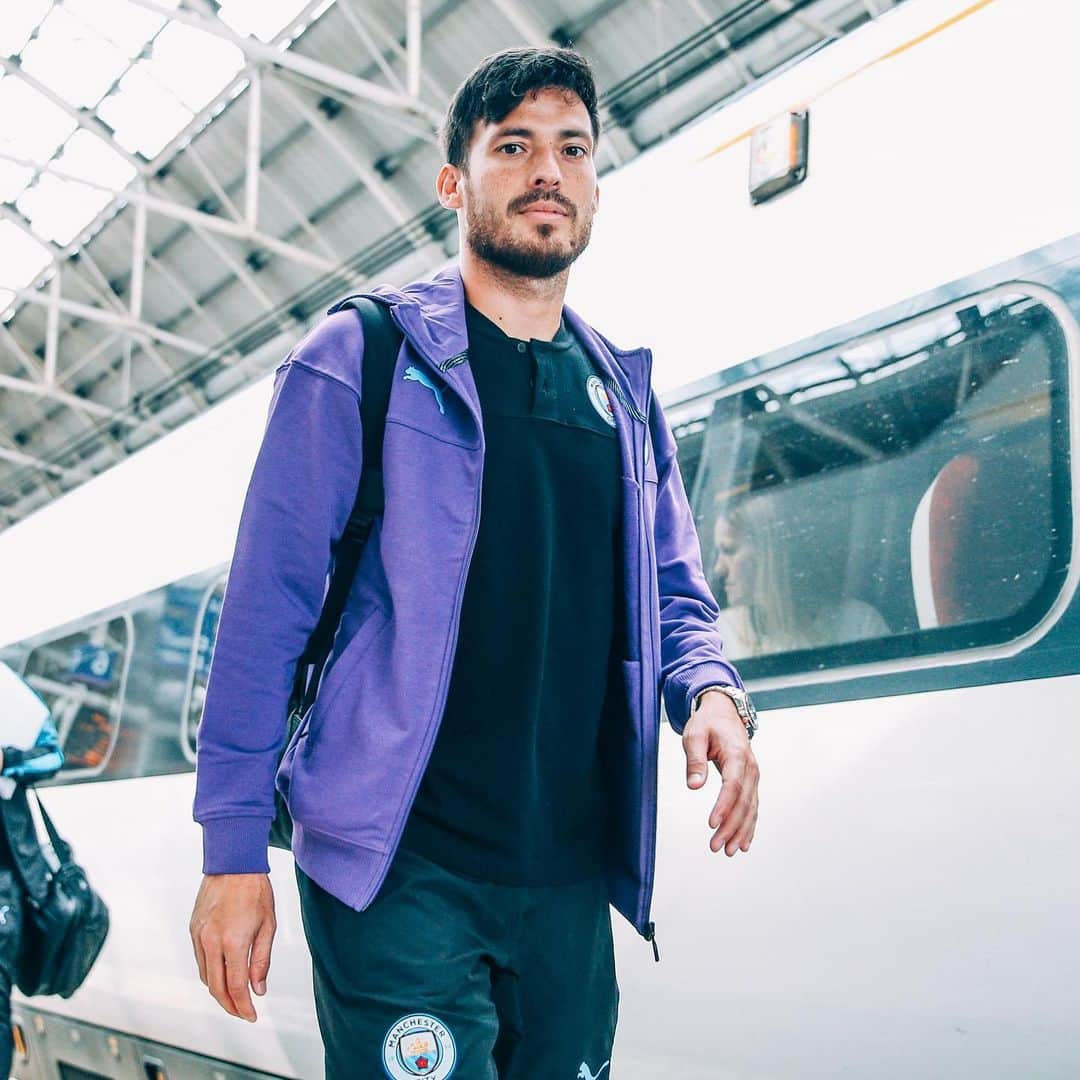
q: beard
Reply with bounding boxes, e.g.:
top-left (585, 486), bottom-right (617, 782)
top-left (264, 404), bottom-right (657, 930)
top-left (463, 194), bottom-right (593, 280)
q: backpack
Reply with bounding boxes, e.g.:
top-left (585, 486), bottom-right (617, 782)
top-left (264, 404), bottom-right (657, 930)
top-left (268, 296), bottom-right (402, 851)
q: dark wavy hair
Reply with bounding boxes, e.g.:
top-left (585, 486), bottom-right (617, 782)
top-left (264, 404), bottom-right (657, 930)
top-left (440, 47), bottom-right (601, 173)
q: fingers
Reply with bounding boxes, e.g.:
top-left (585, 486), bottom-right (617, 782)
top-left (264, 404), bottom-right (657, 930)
top-left (192, 928), bottom-right (208, 987)
top-left (190, 874), bottom-right (274, 1022)
top-left (706, 749), bottom-right (760, 857)
top-left (224, 937), bottom-right (258, 1022)
top-left (707, 752), bottom-right (742, 830)
top-left (196, 928), bottom-right (258, 1021)
top-left (682, 728), bottom-right (710, 789)
top-left (249, 915), bottom-right (276, 997)
top-left (203, 942), bottom-right (242, 1020)
top-left (714, 783), bottom-right (756, 855)
top-left (734, 792), bottom-right (759, 853)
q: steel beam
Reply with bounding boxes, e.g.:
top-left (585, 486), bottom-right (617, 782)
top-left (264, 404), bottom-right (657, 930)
top-left (768, 0), bottom-right (843, 40)
top-left (6, 285), bottom-right (210, 356)
top-left (245, 66), bottom-right (263, 229)
top-left (488, 0), bottom-right (553, 46)
top-left (184, 145), bottom-right (244, 223)
top-left (268, 78), bottom-right (415, 227)
top-left (406, 0), bottom-right (423, 100)
top-left (0, 57), bottom-right (147, 177)
top-left (0, 152), bottom-right (338, 274)
top-left (127, 0), bottom-right (445, 126)
top-left (145, 253), bottom-right (231, 340)
top-left (73, 249), bottom-right (203, 414)
top-left (689, 0), bottom-right (754, 85)
top-left (0, 372), bottom-right (146, 428)
top-left (259, 173), bottom-right (344, 263)
top-left (131, 183), bottom-right (147, 323)
top-left (0, 443), bottom-right (93, 483)
top-left (0, 324), bottom-right (44, 382)
top-left (194, 227), bottom-right (279, 313)
top-left (45, 272), bottom-right (59, 385)
top-left (339, 0), bottom-right (450, 101)
top-left (335, 2), bottom-right (408, 93)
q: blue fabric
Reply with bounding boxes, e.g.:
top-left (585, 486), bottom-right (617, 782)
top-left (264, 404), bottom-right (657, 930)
top-left (2, 714), bottom-right (63, 783)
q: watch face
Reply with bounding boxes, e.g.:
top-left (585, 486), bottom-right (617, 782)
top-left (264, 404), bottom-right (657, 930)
top-left (731, 687), bottom-right (758, 729)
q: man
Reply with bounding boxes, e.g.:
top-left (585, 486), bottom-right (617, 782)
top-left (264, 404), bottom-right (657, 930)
top-left (190, 46), bottom-right (759, 1079)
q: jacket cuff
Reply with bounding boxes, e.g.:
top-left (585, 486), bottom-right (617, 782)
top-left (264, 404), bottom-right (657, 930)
top-left (665, 661), bottom-right (744, 736)
top-left (201, 817), bottom-right (273, 875)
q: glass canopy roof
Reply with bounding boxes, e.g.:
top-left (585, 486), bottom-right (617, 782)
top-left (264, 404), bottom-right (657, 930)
top-left (1, 0), bottom-right (327, 314)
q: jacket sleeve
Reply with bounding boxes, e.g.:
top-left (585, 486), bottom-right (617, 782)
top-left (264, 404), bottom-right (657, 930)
top-left (193, 313), bottom-right (364, 875)
top-left (2, 714), bottom-right (64, 783)
top-left (649, 391), bottom-right (744, 736)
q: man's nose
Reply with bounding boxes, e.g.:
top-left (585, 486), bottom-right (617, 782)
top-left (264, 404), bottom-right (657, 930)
top-left (529, 146), bottom-right (563, 186)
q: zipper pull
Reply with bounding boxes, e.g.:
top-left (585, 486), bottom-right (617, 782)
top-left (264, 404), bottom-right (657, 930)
top-left (644, 921), bottom-right (660, 963)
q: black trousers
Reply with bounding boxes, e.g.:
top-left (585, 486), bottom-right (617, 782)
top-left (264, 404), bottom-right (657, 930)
top-left (295, 846), bottom-right (619, 1080)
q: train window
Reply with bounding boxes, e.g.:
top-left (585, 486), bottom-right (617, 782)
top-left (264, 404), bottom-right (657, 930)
top-left (6, 563), bottom-right (228, 785)
top-left (21, 615), bottom-right (132, 779)
top-left (182, 576), bottom-right (225, 764)
top-left (111, 569), bottom-right (224, 781)
top-left (686, 287), bottom-right (1072, 681)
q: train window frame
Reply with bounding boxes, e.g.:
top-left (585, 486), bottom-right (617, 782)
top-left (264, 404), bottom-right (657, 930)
top-left (22, 610), bottom-right (135, 782)
top-left (671, 282), bottom-right (1080, 692)
top-left (180, 574), bottom-right (225, 765)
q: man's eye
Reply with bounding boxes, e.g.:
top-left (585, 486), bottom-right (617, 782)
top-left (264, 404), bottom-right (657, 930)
top-left (566, 146), bottom-right (588, 157)
top-left (498, 144), bottom-right (523, 154)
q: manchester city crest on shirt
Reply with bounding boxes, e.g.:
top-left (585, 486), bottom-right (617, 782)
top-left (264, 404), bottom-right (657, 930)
top-left (586, 374), bottom-right (616, 428)
top-left (382, 1013), bottom-right (457, 1078)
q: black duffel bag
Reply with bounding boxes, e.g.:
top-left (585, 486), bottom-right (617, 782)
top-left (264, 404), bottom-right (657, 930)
top-left (15, 789), bottom-right (109, 998)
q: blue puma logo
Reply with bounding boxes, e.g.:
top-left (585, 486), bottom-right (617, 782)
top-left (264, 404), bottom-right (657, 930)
top-left (403, 365), bottom-right (445, 414)
top-left (578, 1062), bottom-right (610, 1080)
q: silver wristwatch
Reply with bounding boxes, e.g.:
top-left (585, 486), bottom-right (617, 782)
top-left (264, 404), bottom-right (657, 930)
top-left (692, 685), bottom-right (758, 740)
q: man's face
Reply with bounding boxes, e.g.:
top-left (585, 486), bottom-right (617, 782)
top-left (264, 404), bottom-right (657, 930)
top-left (447, 87), bottom-right (599, 280)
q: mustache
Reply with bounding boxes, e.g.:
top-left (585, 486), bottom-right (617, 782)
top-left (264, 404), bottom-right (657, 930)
top-left (513, 194), bottom-right (574, 216)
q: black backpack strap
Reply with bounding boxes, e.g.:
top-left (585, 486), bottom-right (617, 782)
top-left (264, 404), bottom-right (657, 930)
top-left (2, 786), bottom-right (58, 905)
top-left (287, 296), bottom-right (402, 721)
top-left (28, 789), bottom-right (71, 869)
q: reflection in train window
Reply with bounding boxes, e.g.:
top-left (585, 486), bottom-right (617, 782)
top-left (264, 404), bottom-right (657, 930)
top-left (116, 568), bottom-right (225, 782)
top-left (21, 615), bottom-right (131, 779)
top-left (686, 288), bottom-right (1072, 679)
top-left (6, 563), bottom-right (228, 785)
top-left (183, 577), bottom-right (225, 763)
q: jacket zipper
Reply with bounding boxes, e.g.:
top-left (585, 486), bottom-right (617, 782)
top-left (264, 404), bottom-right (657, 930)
top-left (636, 347), bottom-right (660, 962)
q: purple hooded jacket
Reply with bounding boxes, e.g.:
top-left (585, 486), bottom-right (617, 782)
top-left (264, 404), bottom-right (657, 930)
top-left (193, 263), bottom-right (743, 943)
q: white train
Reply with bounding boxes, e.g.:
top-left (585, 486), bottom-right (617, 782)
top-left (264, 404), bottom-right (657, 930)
top-left (1, 0), bottom-right (1077, 1076)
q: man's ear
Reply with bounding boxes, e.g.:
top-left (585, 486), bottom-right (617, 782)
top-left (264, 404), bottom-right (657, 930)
top-left (436, 163), bottom-right (463, 210)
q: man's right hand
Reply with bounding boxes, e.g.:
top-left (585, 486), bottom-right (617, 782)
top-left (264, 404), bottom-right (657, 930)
top-left (190, 873), bottom-right (276, 1022)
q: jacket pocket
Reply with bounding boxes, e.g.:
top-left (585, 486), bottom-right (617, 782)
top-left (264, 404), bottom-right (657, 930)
top-left (305, 602), bottom-right (391, 751)
top-left (286, 600), bottom-right (397, 846)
